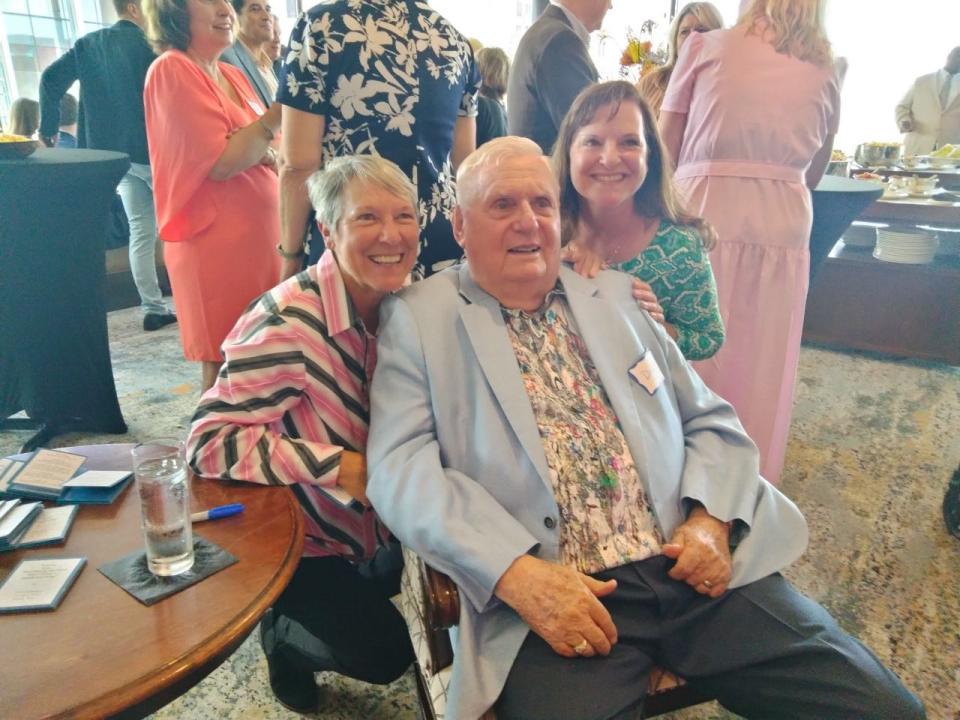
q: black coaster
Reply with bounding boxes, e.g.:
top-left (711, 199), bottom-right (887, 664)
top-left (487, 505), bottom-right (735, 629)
top-left (98, 535), bottom-right (237, 605)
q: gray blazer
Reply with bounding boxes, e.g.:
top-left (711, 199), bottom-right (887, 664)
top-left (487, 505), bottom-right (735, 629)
top-left (367, 265), bottom-right (809, 719)
top-left (220, 40), bottom-right (274, 109)
top-left (506, 5), bottom-right (598, 153)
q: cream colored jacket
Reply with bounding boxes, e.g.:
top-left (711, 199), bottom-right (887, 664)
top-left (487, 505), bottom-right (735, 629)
top-left (896, 71), bottom-right (960, 155)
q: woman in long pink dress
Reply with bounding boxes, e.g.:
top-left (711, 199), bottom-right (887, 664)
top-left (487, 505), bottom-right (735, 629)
top-left (144, 0), bottom-right (281, 390)
top-left (659, 0), bottom-right (840, 484)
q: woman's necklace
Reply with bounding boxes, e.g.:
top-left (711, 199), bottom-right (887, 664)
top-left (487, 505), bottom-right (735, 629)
top-left (601, 215), bottom-right (659, 264)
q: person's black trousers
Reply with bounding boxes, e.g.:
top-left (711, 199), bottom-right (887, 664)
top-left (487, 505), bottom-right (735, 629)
top-left (266, 542), bottom-right (414, 685)
top-left (497, 555), bottom-right (925, 720)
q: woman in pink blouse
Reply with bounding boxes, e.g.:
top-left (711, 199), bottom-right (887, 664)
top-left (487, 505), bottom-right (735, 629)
top-left (659, 0), bottom-right (840, 484)
top-left (143, 0), bottom-right (281, 391)
top-left (187, 156), bottom-right (420, 712)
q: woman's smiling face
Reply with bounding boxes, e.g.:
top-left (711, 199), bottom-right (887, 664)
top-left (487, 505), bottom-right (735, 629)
top-left (569, 101), bottom-right (648, 212)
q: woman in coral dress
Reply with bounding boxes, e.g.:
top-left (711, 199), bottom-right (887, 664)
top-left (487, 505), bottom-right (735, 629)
top-left (144, 0), bottom-right (281, 390)
top-left (660, 0), bottom-right (841, 483)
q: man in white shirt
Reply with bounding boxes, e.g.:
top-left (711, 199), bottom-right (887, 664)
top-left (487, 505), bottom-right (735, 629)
top-left (896, 46), bottom-right (960, 156)
top-left (221, 0), bottom-right (277, 110)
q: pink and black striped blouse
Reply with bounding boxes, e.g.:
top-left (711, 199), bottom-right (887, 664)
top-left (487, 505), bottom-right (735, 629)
top-left (186, 250), bottom-right (391, 561)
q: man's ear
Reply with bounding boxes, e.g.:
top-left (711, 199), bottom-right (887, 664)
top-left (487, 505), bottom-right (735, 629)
top-left (452, 206), bottom-right (466, 249)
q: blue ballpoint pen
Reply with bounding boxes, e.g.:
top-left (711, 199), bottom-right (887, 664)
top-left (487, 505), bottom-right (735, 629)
top-left (190, 503), bottom-right (245, 522)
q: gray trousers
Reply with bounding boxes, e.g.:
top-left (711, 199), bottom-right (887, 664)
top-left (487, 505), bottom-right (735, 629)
top-left (116, 163), bottom-right (168, 315)
top-left (496, 556), bottom-right (924, 720)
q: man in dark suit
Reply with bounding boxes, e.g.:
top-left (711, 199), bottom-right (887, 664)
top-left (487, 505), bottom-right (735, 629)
top-left (39, 0), bottom-right (176, 332)
top-left (507, 0), bottom-right (610, 153)
top-left (221, 0), bottom-right (277, 111)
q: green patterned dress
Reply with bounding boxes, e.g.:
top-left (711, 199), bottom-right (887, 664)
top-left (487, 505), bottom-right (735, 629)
top-left (609, 220), bottom-right (724, 360)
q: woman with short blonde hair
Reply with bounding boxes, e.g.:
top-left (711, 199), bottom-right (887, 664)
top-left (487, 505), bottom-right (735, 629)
top-left (658, 0), bottom-right (841, 484)
top-left (637, 3), bottom-right (723, 117)
top-left (188, 154), bottom-right (419, 713)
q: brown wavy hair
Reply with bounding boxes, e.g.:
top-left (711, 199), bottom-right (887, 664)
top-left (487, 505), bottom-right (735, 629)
top-left (551, 80), bottom-right (716, 249)
top-left (143, 0), bottom-right (192, 53)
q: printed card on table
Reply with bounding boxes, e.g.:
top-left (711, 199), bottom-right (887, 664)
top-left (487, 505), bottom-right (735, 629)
top-left (0, 501), bottom-right (42, 549)
top-left (63, 470), bottom-right (131, 488)
top-left (0, 459), bottom-right (25, 494)
top-left (0, 557), bottom-right (86, 613)
top-left (15, 505), bottom-right (79, 549)
top-left (7, 449), bottom-right (86, 497)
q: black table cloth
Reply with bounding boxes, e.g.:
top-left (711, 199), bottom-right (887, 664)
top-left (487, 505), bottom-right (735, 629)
top-left (0, 148), bottom-right (130, 446)
top-left (810, 175), bottom-right (884, 284)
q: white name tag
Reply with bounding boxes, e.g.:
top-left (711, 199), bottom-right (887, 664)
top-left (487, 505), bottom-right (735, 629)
top-left (629, 351), bottom-right (664, 395)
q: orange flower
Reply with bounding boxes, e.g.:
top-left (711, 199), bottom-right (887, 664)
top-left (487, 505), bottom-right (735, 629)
top-left (621, 34), bottom-right (663, 73)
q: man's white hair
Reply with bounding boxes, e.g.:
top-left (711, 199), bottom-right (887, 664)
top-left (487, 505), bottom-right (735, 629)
top-left (456, 136), bottom-right (553, 207)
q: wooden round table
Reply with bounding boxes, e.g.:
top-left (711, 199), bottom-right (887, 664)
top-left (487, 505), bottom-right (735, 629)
top-left (0, 444), bottom-right (304, 719)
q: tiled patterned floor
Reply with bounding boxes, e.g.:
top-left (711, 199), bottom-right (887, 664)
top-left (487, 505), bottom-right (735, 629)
top-left (3, 306), bottom-right (957, 720)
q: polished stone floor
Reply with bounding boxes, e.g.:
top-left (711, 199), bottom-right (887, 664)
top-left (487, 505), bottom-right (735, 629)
top-left (2, 306), bottom-right (957, 720)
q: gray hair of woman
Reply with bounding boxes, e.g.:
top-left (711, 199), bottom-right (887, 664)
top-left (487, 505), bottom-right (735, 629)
top-left (307, 155), bottom-right (420, 230)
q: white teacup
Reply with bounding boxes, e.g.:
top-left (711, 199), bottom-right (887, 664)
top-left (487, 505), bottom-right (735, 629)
top-left (905, 176), bottom-right (938, 194)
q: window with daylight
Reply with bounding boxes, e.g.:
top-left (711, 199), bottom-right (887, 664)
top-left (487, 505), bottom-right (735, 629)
top-left (1, 0), bottom-right (76, 105)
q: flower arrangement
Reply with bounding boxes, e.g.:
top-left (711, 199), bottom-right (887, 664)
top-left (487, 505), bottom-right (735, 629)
top-left (619, 21), bottom-right (665, 80)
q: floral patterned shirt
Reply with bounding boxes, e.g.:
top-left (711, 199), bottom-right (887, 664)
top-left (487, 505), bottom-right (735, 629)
top-left (278, 0), bottom-right (480, 278)
top-left (610, 220), bottom-right (724, 360)
top-left (502, 287), bottom-right (663, 575)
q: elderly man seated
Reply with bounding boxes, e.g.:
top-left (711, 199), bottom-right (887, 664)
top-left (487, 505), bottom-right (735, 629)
top-left (366, 137), bottom-right (924, 720)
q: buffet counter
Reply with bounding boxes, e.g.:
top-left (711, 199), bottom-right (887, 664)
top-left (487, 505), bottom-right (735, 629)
top-left (803, 192), bottom-right (960, 365)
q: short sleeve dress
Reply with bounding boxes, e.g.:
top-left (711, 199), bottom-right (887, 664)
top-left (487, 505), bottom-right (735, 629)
top-left (144, 50), bottom-right (280, 361)
top-left (278, 0), bottom-right (480, 278)
top-left (661, 28), bottom-right (841, 483)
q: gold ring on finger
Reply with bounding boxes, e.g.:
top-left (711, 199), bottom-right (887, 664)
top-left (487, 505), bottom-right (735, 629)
top-left (572, 640), bottom-right (590, 655)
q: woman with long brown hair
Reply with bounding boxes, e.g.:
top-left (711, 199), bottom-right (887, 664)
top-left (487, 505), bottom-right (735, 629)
top-left (555, 80), bottom-right (723, 360)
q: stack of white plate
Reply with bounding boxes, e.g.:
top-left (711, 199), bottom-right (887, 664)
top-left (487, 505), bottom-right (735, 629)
top-left (873, 227), bottom-right (938, 264)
